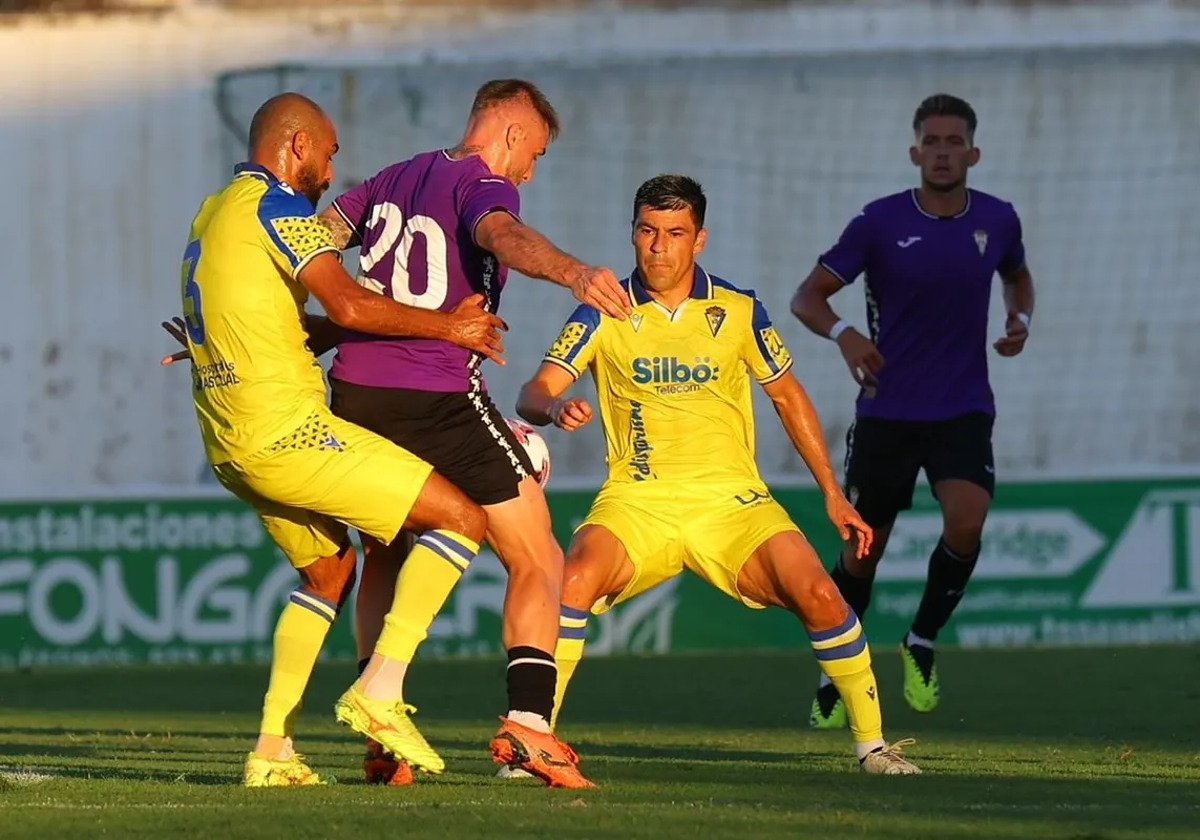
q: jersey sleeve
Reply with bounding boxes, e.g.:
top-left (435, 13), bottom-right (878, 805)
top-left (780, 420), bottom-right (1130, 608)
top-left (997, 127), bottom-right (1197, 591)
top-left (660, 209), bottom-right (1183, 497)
top-left (817, 207), bottom-right (873, 285)
top-left (744, 297), bottom-right (794, 384)
top-left (458, 174), bottom-right (522, 242)
top-left (257, 188), bottom-right (339, 278)
top-left (998, 204), bottom-right (1028, 276)
top-left (542, 304), bottom-right (603, 380)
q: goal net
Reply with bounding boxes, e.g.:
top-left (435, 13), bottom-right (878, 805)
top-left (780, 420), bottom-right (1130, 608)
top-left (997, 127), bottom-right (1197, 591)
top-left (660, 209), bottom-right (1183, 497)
top-left (216, 45), bottom-right (1200, 485)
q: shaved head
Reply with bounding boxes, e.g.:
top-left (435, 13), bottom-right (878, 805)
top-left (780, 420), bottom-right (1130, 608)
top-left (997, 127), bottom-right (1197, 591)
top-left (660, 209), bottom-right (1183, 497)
top-left (247, 92), bottom-right (339, 205)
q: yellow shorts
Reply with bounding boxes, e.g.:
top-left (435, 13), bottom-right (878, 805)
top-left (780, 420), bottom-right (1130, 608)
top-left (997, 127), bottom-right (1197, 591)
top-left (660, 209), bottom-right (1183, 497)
top-left (580, 480), bottom-right (800, 613)
top-left (212, 409), bottom-right (434, 569)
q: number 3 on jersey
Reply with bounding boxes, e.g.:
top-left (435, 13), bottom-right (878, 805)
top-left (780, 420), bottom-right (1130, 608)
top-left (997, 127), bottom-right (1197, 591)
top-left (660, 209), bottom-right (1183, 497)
top-left (359, 202), bottom-right (450, 310)
top-left (181, 240), bottom-right (206, 344)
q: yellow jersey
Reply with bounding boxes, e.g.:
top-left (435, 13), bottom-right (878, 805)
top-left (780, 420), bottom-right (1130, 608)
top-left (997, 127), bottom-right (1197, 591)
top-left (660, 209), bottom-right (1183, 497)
top-left (181, 163), bottom-right (339, 464)
top-left (543, 265), bottom-right (794, 485)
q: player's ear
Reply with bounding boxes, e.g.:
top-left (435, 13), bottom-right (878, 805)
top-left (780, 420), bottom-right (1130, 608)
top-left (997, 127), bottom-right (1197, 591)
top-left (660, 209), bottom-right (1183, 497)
top-left (504, 122), bottom-right (526, 151)
top-left (291, 130), bottom-right (310, 161)
top-left (694, 226), bottom-right (707, 256)
top-left (966, 145), bottom-right (981, 168)
top-left (908, 143), bottom-right (921, 167)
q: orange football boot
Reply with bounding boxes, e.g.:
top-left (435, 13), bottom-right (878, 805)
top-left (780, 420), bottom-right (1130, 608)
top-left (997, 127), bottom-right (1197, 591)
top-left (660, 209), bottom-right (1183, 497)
top-left (488, 716), bottom-right (596, 789)
top-left (363, 738), bottom-right (414, 786)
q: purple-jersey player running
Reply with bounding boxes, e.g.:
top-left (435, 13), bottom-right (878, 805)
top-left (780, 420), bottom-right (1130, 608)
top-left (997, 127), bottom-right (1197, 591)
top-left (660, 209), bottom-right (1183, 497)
top-left (791, 94), bottom-right (1036, 727)
top-left (318, 79), bottom-right (629, 789)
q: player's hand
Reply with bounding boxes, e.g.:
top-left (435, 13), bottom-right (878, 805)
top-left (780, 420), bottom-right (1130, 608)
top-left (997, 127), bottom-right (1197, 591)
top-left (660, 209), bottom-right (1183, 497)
top-left (571, 266), bottom-right (631, 321)
top-left (551, 397), bottom-right (592, 432)
top-left (825, 491), bottom-right (874, 560)
top-left (445, 293), bottom-right (508, 365)
top-left (835, 329), bottom-right (884, 397)
top-left (993, 312), bottom-right (1029, 357)
top-left (160, 317), bottom-right (191, 366)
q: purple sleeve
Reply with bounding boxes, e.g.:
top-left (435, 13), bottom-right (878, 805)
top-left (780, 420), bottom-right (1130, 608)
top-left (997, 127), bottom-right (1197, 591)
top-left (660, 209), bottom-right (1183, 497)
top-left (330, 174), bottom-right (377, 234)
top-left (998, 205), bottom-right (1027, 275)
top-left (817, 209), bottom-right (873, 285)
top-left (459, 175), bottom-right (521, 239)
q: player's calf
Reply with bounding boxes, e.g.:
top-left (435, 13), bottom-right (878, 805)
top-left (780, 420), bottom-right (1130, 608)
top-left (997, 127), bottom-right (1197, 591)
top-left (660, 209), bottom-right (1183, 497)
top-left (740, 531), bottom-right (919, 771)
top-left (255, 540), bottom-right (357, 766)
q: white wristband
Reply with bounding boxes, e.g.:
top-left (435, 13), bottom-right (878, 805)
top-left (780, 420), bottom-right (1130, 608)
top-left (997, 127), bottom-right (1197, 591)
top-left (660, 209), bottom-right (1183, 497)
top-left (1016, 312), bottom-right (1031, 329)
top-left (828, 319), bottom-right (851, 341)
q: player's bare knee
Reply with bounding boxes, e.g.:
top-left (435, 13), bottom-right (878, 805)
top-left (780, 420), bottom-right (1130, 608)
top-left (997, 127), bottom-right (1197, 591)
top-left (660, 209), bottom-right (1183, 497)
top-left (792, 575), bottom-right (848, 627)
top-left (942, 518), bottom-right (984, 556)
top-left (442, 497), bottom-right (487, 544)
top-left (298, 543), bottom-right (357, 608)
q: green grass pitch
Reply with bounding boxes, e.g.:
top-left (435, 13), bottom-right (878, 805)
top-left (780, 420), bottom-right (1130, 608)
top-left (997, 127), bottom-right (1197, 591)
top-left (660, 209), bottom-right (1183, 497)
top-left (1, 646), bottom-right (1198, 838)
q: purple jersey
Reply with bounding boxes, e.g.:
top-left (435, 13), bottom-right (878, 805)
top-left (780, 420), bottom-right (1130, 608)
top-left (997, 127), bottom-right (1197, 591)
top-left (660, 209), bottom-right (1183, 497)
top-left (819, 189), bottom-right (1026, 422)
top-left (328, 150), bottom-right (521, 392)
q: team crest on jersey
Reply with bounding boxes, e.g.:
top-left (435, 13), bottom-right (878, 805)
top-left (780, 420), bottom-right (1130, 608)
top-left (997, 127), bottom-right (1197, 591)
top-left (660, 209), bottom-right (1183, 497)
top-left (973, 229), bottom-right (988, 255)
top-left (630, 312), bottom-right (644, 333)
top-left (705, 305), bottom-right (727, 337)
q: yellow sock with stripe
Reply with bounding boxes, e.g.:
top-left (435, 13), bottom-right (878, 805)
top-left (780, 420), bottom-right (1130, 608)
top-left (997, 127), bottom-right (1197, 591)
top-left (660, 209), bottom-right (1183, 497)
top-left (808, 612), bottom-right (886, 759)
top-left (370, 530), bottom-right (479, 692)
top-left (259, 588), bottom-right (339, 741)
top-left (550, 605), bottom-right (589, 731)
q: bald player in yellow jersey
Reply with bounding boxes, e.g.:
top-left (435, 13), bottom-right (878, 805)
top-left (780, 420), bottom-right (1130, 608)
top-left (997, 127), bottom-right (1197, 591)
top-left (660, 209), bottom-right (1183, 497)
top-left (516, 175), bottom-right (921, 775)
top-left (180, 92), bottom-right (508, 786)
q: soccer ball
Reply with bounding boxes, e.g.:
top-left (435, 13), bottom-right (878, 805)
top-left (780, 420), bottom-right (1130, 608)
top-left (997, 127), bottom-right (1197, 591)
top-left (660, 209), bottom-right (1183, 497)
top-left (505, 417), bottom-right (551, 487)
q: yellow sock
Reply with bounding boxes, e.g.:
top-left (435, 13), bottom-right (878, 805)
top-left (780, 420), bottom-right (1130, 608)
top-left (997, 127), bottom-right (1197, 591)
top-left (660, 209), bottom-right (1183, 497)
top-left (550, 605), bottom-right (589, 730)
top-left (809, 613), bottom-right (885, 754)
top-left (260, 589), bottom-right (339, 738)
top-left (374, 530), bottom-right (479, 663)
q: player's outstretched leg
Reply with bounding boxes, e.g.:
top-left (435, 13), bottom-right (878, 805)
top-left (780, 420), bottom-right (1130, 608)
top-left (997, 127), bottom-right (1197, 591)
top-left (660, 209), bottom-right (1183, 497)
top-left (488, 504), bottom-right (622, 790)
top-left (739, 530), bottom-right (920, 775)
top-left (810, 521), bottom-right (894, 730)
top-left (334, 471), bottom-right (487, 775)
top-left (354, 533), bottom-right (416, 786)
top-left (902, 479), bottom-right (989, 713)
top-left (245, 538), bottom-right (358, 787)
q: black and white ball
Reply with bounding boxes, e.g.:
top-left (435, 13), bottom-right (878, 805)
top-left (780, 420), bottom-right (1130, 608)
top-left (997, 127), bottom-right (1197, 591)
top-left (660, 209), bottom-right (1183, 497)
top-left (505, 417), bottom-right (551, 487)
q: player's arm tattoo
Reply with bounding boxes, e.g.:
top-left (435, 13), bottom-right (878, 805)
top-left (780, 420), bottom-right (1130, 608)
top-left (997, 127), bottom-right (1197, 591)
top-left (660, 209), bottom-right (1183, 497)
top-left (761, 372), bottom-right (841, 497)
top-left (304, 313), bottom-right (343, 357)
top-left (1000, 265), bottom-right (1035, 319)
top-left (474, 212), bottom-right (587, 288)
top-left (318, 206), bottom-right (360, 250)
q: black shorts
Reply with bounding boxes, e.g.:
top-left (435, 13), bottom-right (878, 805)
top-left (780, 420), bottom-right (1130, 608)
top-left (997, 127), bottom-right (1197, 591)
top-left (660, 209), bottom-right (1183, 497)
top-left (843, 411), bottom-right (995, 527)
top-left (329, 378), bottom-right (534, 507)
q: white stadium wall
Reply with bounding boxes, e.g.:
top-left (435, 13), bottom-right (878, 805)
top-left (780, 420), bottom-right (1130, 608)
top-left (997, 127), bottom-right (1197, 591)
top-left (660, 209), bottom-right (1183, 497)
top-left (4, 2), bottom-right (1200, 495)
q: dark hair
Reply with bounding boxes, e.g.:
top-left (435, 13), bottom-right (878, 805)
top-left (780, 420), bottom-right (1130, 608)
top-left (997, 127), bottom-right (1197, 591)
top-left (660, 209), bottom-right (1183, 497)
top-left (632, 174), bottom-right (707, 228)
top-left (470, 79), bottom-right (560, 140)
top-left (912, 94), bottom-right (978, 138)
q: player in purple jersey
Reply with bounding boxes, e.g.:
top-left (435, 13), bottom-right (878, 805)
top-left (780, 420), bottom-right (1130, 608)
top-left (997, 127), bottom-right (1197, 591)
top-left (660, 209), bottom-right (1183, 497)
top-left (791, 95), bottom-right (1037, 726)
top-left (315, 79), bottom-right (629, 788)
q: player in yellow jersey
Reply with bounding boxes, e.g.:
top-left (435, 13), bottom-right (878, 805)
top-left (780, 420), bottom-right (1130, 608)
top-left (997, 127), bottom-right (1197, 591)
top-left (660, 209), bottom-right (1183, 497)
top-left (514, 175), bottom-right (921, 775)
top-left (180, 92), bottom-right (508, 787)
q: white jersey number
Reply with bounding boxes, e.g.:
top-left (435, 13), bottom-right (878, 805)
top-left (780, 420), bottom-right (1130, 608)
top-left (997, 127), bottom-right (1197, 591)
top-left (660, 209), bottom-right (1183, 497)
top-left (357, 201), bottom-right (449, 310)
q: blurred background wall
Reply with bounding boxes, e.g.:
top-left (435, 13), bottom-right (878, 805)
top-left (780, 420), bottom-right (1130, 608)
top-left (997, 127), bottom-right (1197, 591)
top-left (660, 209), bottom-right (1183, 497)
top-left (5, 0), bottom-right (1200, 495)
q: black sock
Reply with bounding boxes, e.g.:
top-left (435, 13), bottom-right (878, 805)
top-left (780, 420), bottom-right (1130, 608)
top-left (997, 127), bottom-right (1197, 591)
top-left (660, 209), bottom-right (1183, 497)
top-left (506, 645), bottom-right (557, 722)
top-left (357, 657), bottom-right (370, 677)
top-left (910, 538), bottom-right (980, 642)
top-left (830, 555), bottom-right (875, 621)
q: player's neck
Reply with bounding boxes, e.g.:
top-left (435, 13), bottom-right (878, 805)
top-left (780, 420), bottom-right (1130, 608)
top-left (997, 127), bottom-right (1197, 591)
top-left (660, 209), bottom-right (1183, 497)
top-left (643, 275), bottom-right (695, 310)
top-left (915, 185), bottom-right (969, 218)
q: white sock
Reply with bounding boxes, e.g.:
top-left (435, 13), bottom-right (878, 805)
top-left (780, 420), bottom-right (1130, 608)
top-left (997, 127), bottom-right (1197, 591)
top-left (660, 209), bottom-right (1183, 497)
top-left (906, 631), bottom-right (934, 649)
top-left (855, 738), bottom-right (887, 761)
top-left (507, 709), bottom-right (551, 733)
top-left (358, 655), bottom-right (409, 701)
